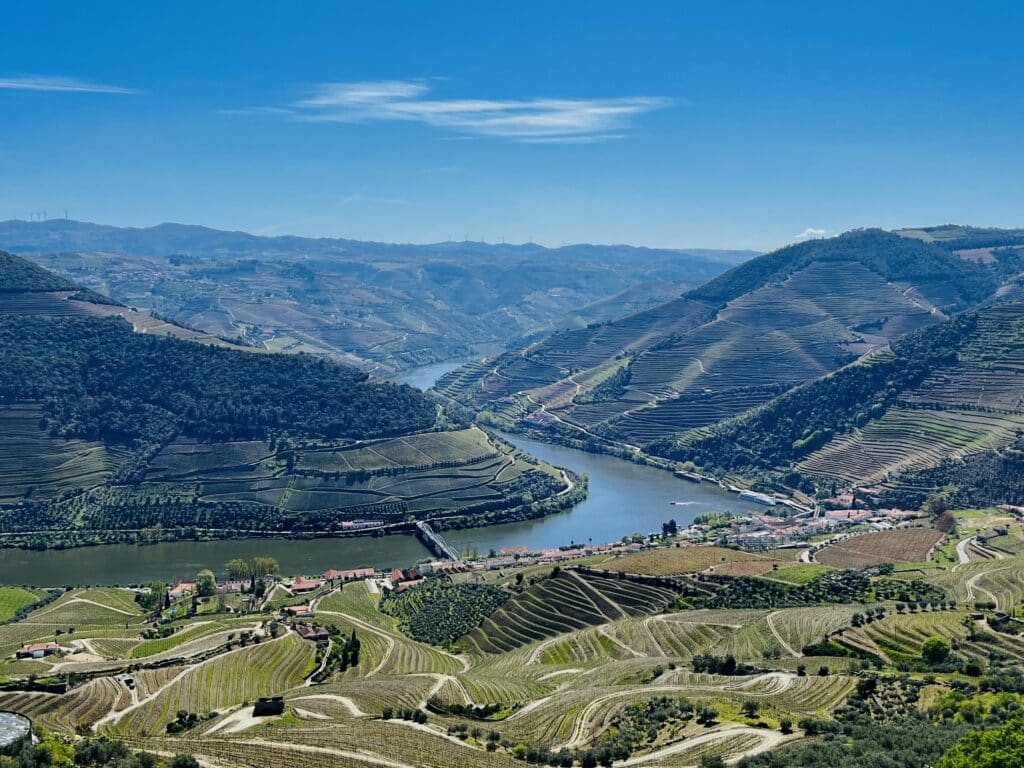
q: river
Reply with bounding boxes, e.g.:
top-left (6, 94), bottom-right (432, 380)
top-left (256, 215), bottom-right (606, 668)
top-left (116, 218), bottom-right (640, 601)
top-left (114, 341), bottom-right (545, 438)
top-left (390, 360), bottom-right (468, 390)
top-left (0, 362), bottom-right (764, 586)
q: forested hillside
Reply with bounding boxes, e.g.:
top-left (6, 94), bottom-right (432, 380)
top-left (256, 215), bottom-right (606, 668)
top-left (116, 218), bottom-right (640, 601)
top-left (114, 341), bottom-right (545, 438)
top-left (2, 314), bottom-right (435, 442)
top-left (0, 251), bottom-right (574, 547)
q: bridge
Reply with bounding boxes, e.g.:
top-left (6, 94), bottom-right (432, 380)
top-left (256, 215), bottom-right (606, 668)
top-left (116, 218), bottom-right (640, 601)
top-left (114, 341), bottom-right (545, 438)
top-left (415, 521), bottom-right (462, 562)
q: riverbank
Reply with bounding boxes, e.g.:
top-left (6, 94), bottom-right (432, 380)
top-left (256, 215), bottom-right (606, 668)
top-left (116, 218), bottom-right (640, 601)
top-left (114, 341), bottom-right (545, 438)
top-left (0, 435), bottom-right (764, 586)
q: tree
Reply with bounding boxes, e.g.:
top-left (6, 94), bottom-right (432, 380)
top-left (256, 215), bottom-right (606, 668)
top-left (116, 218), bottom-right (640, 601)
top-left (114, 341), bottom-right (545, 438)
top-left (135, 582), bottom-right (166, 612)
top-left (196, 569), bottom-right (217, 598)
top-left (699, 757), bottom-right (726, 768)
top-left (226, 559), bottom-right (252, 580)
top-left (741, 700), bottom-right (760, 719)
top-left (170, 757), bottom-right (201, 768)
top-left (934, 716), bottom-right (1024, 768)
top-left (251, 556), bottom-right (280, 578)
top-left (696, 705), bottom-right (719, 725)
top-left (779, 718), bottom-right (793, 734)
top-left (922, 636), bottom-right (951, 664)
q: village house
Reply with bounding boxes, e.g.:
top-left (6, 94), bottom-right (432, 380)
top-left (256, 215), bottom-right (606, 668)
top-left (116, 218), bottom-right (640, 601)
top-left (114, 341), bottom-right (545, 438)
top-left (293, 623), bottom-right (330, 643)
top-left (16, 642), bottom-right (60, 659)
top-left (168, 581), bottom-right (196, 601)
top-left (291, 576), bottom-right (324, 593)
top-left (322, 567), bottom-right (375, 584)
top-left (282, 604), bottom-right (314, 619)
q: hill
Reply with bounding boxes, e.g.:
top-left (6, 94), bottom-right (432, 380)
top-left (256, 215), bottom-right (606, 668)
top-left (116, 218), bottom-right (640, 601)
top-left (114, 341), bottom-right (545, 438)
top-left (656, 299), bottom-right (1024, 506)
top-left (0, 219), bottom-right (755, 373)
top-left (0, 251), bottom-right (574, 547)
top-left (435, 229), bottom-right (1006, 458)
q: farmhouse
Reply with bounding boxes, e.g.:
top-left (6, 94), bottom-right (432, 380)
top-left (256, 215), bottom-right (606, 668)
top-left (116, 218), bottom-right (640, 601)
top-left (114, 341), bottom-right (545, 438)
top-left (291, 576), bottom-right (324, 593)
top-left (168, 581), bottom-right (196, 601)
top-left (15, 642), bottom-right (59, 659)
top-left (322, 567), bottom-right (375, 583)
top-left (282, 604), bottom-right (314, 619)
top-left (293, 623), bottom-right (329, 643)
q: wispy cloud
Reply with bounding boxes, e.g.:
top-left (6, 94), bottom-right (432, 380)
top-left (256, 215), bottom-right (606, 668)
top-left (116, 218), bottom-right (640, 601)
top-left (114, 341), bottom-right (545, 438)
top-left (794, 227), bottom-right (831, 242)
top-left (235, 79), bottom-right (672, 142)
top-left (0, 75), bottom-right (139, 94)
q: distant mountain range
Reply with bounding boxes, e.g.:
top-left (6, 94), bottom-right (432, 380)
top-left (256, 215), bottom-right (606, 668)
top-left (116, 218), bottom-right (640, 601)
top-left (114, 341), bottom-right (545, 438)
top-left (436, 225), bottom-right (1024, 507)
top-left (0, 219), bottom-right (756, 372)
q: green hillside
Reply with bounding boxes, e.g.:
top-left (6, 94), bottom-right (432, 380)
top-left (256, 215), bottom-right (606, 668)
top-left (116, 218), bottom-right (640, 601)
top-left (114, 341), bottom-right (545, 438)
top-left (658, 300), bottom-right (1024, 506)
top-left (436, 229), bottom-right (1007, 458)
top-left (0, 251), bottom-right (573, 546)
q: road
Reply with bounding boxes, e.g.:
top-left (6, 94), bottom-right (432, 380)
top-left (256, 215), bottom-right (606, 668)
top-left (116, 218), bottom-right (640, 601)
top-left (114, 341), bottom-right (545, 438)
top-left (618, 722), bottom-right (794, 767)
top-left (954, 536), bottom-right (974, 569)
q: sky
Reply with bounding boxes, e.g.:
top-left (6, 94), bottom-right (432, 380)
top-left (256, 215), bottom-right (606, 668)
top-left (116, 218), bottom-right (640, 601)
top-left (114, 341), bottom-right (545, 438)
top-left (1, 1), bottom-right (1023, 250)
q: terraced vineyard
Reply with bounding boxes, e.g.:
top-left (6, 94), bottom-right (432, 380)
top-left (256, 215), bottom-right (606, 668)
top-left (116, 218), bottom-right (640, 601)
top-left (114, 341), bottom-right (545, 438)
top-left (111, 632), bottom-right (314, 735)
top-left (438, 233), bottom-right (989, 458)
top-left (798, 407), bottom-right (1024, 484)
top-left (0, 252), bottom-right (577, 546)
top-left (0, 519), bottom-right (1020, 768)
top-left (0, 402), bottom-right (127, 504)
top-left (465, 571), bottom-right (677, 654)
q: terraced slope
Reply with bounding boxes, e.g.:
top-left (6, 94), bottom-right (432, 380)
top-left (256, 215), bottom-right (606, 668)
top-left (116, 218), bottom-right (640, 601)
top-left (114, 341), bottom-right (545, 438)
top-left (436, 229), bottom-right (999, 453)
top-left (0, 251), bottom-right (571, 545)
top-left (657, 297), bottom-right (1024, 506)
top-left (464, 571), bottom-right (677, 654)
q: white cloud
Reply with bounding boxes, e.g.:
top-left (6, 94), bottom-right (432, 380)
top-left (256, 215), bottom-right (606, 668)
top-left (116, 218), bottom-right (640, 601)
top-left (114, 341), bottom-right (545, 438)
top-left (0, 75), bottom-right (139, 94)
top-left (275, 79), bottom-right (671, 141)
top-left (793, 227), bottom-right (831, 242)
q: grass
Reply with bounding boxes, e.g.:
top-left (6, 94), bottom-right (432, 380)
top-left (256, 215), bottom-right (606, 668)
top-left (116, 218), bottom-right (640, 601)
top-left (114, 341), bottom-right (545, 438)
top-left (0, 587), bottom-right (50, 622)
top-left (760, 564), bottom-right (834, 585)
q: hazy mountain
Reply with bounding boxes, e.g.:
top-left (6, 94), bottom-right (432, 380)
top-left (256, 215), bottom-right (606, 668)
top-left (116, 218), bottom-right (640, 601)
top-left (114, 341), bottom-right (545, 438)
top-left (0, 219), bottom-right (756, 373)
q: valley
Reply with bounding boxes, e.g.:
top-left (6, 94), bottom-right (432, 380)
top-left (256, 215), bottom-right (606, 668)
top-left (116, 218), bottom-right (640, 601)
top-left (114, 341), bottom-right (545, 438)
top-left (0, 219), bottom-right (754, 374)
top-left (0, 504), bottom-right (1021, 768)
top-left (4, 225), bottom-right (1024, 768)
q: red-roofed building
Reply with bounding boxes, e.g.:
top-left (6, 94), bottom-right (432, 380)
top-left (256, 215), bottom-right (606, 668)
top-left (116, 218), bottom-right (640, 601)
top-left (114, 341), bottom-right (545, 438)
top-left (291, 576), bottom-right (324, 593)
top-left (396, 579), bottom-right (425, 592)
top-left (16, 642), bottom-right (59, 659)
top-left (283, 605), bottom-right (314, 618)
top-left (169, 581), bottom-right (196, 601)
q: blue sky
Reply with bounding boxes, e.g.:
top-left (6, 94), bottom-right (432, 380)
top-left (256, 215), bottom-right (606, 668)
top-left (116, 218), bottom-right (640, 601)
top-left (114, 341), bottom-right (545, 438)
top-left (1, 1), bottom-right (1023, 250)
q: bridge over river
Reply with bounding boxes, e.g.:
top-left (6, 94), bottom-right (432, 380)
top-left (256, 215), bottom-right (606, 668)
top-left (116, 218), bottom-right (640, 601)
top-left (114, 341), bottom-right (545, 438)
top-left (415, 520), bottom-right (462, 562)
